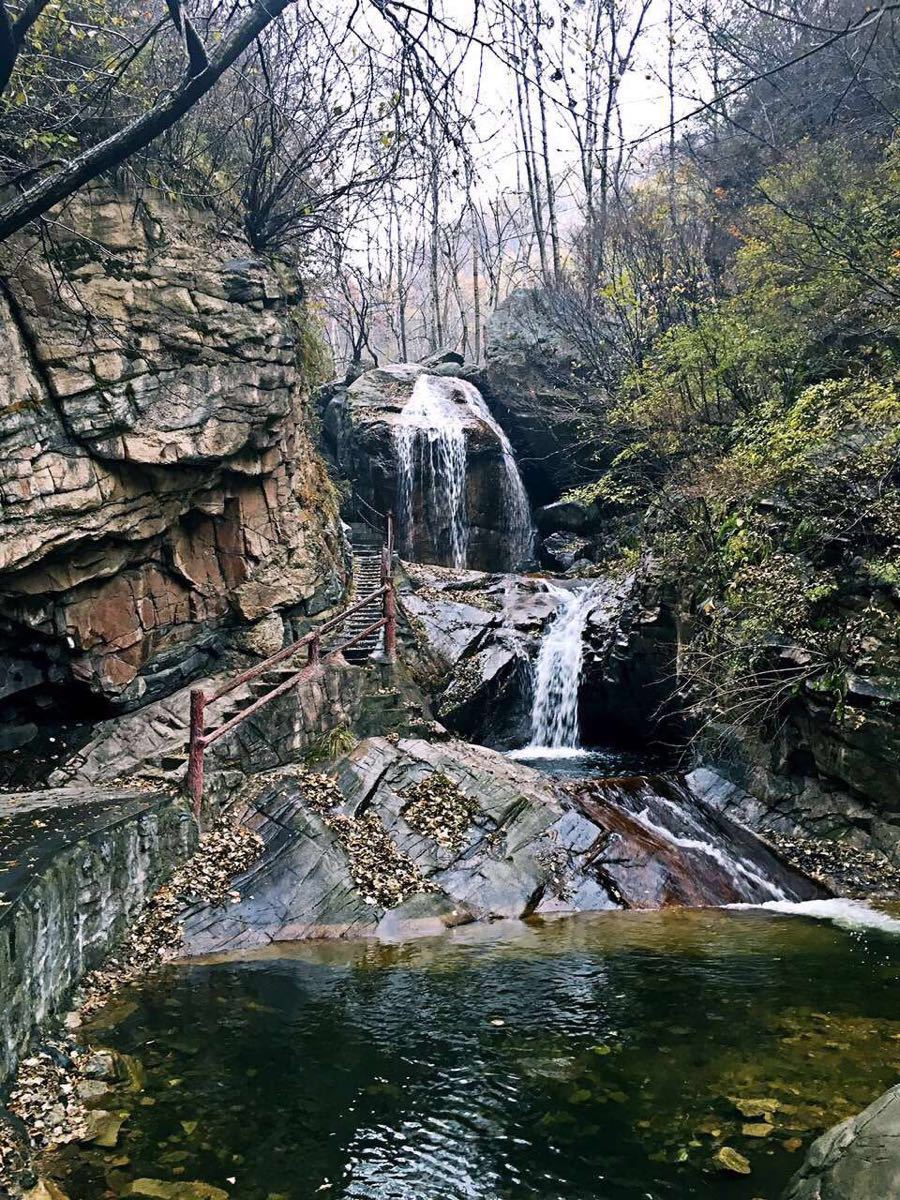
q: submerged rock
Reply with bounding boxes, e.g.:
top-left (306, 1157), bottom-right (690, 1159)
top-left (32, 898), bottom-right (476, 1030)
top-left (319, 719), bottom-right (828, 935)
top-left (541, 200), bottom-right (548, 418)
top-left (713, 1145), bottom-right (752, 1175)
top-left (124, 1181), bottom-right (229, 1199)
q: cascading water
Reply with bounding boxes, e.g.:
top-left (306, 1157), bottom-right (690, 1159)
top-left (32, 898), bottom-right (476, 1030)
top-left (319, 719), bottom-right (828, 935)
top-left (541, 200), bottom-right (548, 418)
top-left (465, 383), bottom-right (534, 567)
top-left (395, 373), bottom-right (533, 570)
top-left (396, 374), bottom-right (469, 568)
top-left (518, 583), bottom-right (599, 754)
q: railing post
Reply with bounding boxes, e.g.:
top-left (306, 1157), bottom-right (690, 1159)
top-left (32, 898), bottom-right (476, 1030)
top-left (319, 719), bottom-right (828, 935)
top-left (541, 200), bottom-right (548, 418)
top-left (383, 509), bottom-right (397, 662)
top-left (187, 688), bottom-right (206, 819)
top-left (384, 583), bottom-right (397, 663)
top-left (308, 632), bottom-right (320, 666)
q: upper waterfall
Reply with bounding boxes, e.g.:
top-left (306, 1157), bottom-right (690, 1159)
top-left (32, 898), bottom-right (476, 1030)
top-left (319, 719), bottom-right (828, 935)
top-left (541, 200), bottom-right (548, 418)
top-left (396, 374), bottom-right (468, 568)
top-left (395, 373), bottom-right (533, 571)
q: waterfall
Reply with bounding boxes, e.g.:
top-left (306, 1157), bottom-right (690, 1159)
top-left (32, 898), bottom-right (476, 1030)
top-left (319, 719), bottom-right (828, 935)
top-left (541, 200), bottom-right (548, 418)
top-left (465, 383), bottom-right (534, 567)
top-left (395, 373), bottom-right (533, 570)
top-left (520, 584), bottom-right (599, 754)
top-left (396, 375), bottom-right (469, 568)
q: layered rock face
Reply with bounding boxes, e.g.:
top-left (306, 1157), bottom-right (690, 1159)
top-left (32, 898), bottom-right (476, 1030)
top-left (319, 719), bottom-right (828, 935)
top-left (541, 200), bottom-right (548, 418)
top-left (321, 362), bottom-right (530, 570)
top-left (180, 736), bottom-right (819, 952)
top-left (0, 189), bottom-right (346, 750)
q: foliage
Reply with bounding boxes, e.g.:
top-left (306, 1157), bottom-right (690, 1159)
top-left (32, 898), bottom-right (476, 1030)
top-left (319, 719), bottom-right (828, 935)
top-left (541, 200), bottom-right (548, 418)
top-left (598, 137), bottom-right (900, 741)
top-left (304, 724), bottom-right (357, 764)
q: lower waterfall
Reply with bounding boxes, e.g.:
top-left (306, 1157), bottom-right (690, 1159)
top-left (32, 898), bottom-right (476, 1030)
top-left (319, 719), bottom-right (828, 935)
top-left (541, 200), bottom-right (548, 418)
top-left (395, 373), bottom-right (533, 570)
top-left (518, 583), bottom-right (599, 753)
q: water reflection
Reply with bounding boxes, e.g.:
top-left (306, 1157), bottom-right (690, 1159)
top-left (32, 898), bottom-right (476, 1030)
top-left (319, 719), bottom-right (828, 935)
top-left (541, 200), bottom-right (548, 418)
top-left (55, 908), bottom-right (900, 1200)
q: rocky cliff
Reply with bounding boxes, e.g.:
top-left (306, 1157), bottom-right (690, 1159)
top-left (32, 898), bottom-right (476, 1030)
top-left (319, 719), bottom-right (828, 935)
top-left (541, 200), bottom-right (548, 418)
top-left (0, 188), bottom-right (347, 766)
top-left (477, 287), bottom-right (615, 506)
top-left (591, 566), bottom-right (900, 864)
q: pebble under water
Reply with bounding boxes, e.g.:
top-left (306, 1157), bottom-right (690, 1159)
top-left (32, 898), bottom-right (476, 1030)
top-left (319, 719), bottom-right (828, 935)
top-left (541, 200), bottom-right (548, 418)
top-left (57, 908), bottom-right (900, 1200)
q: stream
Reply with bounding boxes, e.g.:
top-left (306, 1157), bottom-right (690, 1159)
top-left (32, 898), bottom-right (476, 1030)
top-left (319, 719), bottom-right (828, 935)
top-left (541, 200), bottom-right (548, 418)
top-left (57, 906), bottom-right (900, 1200)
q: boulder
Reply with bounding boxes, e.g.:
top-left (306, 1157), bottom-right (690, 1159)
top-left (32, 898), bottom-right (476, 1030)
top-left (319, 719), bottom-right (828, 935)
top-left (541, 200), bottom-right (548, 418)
top-left (179, 738), bottom-right (615, 951)
top-left (321, 364), bottom-right (533, 570)
top-left (482, 288), bottom-right (615, 504)
top-left (541, 532), bottom-right (594, 571)
top-left (535, 497), bottom-right (601, 534)
top-left (783, 1083), bottom-right (900, 1200)
top-left (399, 561), bottom-right (562, 748)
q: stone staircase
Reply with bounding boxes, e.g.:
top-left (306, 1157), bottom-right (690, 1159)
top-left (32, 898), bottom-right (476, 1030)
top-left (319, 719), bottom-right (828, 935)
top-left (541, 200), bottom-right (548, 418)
top-left (325, 524), bottom-right (387, 664)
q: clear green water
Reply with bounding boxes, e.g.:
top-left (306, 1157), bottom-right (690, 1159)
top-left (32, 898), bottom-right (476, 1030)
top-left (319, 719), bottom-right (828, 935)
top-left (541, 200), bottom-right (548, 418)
top-left (59, 908), bottom-right (900, 1200)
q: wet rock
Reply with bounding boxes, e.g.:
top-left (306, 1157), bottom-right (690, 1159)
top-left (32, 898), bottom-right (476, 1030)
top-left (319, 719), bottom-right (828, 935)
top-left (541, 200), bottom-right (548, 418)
top-left (743, 1122), bottom-right (774, 1137)
top-left (82, 1109), bottom-right (126, 1147)
top-left (733, 1097), bottom-right (781, 1119)
top-left (541, 532), bottom-right (594, 571)
top-left (375, 893), bottom-right (476, 941)
top-left (180, 737), bottom-right (619, 951)
top-left (77, 814), bottom-right (262, 1018)
top-left (400, 563), bottom-right (563, 749)
top-left (81, 1051), bottom-right (117, 1081)
top-left (569, 776), bottom-right (824, 908)
top-left (24, 1181), bottom-right (71, 1200)
top-left (0, 785), bottom-right (197, 1090)
top-left (179, 737), bottom-right (822, 954)
top-left (713, 1146), bottom-right (751, 1175)
top-left (535, 498), bottom-right (600, 534)
top-left (783, 1083), bottom-right (900, 1199)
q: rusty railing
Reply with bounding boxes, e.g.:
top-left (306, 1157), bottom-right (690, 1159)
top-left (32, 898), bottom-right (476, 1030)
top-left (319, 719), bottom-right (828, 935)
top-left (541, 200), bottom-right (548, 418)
top-left (186, 513), bottom-right (397, 814)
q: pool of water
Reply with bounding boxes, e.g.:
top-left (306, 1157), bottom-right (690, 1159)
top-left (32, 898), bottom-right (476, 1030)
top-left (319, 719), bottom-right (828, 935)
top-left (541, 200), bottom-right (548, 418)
top-left (55, 908), bottom-right (900, 1200)
top-left (507, 744), bottom-right (675, 779)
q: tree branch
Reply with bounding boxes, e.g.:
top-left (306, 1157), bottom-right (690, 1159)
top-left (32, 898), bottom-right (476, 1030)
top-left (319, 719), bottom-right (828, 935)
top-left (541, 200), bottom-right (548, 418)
top-left (0, 0), bottom-right (291, 241)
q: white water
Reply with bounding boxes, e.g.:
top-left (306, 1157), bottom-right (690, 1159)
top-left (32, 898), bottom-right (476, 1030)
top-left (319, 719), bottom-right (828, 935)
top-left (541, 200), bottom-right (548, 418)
top-left (395, 374), bottom-right (533, 570)
top-left (516, 584), bottom-right (599, 752)
top-left (634, 805), bottom-right (790, 902)
top-left (730, 898), bottom-right (900, 933)
top-left (396, 375), bottom-right (468, 568)
top-left (465, 381), bottom-right (534, 567)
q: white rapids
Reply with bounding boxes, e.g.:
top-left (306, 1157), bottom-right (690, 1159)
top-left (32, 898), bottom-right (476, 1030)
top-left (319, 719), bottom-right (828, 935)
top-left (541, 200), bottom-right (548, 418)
top-left (513, 583), bottom-right (599, 754)
top-left (730, 897), bottom-right (900, 933)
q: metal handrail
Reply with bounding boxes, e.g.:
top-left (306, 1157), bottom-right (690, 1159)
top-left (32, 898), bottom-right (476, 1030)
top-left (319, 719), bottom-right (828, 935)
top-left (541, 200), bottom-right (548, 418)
top-left (186, 514), bottom-right (397, 814)
top-left (208, 584), bottom-right (388, 703)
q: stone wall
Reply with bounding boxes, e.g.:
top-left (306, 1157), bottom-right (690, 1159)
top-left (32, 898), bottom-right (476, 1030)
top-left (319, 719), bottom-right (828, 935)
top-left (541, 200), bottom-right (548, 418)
top-left (0, 788), bottom-right (196, 1085)
top-left (0, 187), bottom-right (347, 756)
